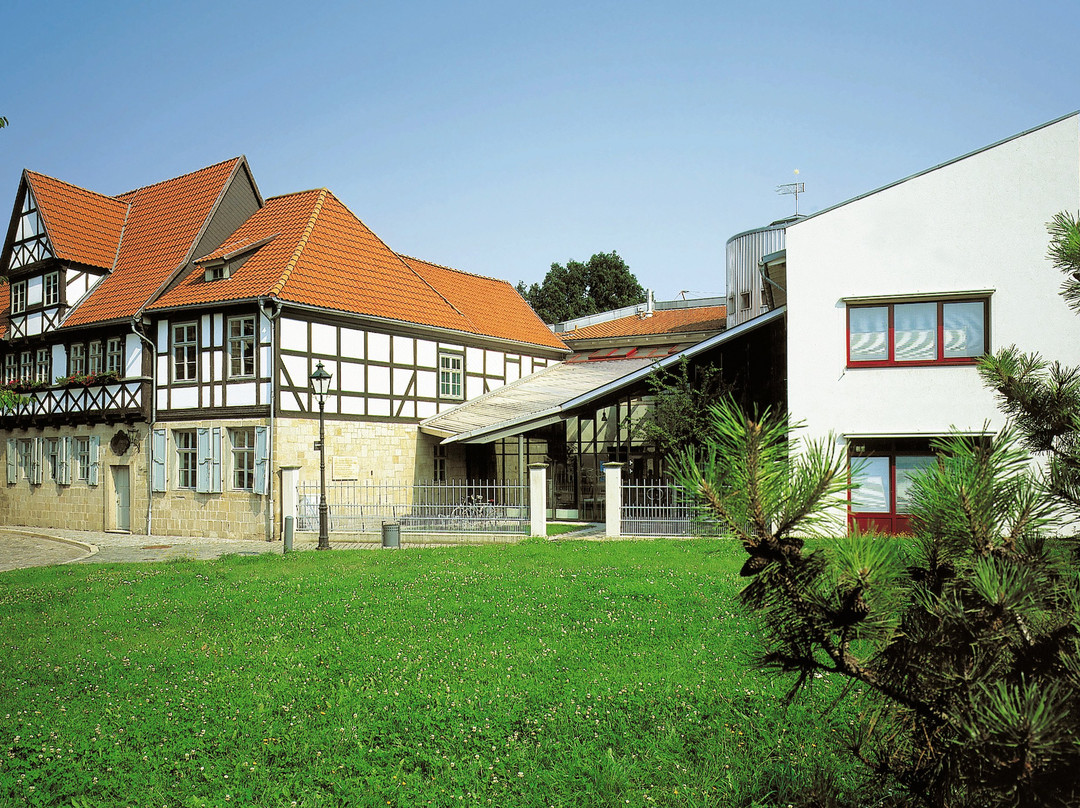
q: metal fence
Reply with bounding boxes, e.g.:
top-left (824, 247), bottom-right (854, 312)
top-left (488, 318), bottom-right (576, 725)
top-left (621, 479), bottom-right (725, 537)
top-left (295, 479), bottom-right (529, 536)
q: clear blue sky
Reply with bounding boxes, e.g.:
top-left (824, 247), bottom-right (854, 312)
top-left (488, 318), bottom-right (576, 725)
top-left (2, 0), bottom-right (1076, 300)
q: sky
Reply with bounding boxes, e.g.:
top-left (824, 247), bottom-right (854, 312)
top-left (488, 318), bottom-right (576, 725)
top-left (1, 0), bottom-right (1077, 302)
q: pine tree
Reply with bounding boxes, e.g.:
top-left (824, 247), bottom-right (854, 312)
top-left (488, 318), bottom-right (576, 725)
top-left (979, 211), bottom-right (1080, 515)
top-left (675, 400), bottom-right (1080, 807)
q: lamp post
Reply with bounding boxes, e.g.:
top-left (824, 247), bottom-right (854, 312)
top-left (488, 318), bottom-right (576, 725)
top-left (310, 361), bottom-right (332, 551)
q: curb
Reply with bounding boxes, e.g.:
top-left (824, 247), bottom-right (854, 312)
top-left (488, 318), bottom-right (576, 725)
top-left (0, 528), bottom-right (98, 564)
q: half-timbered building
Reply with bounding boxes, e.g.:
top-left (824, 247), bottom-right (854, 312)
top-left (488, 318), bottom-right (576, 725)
top-left (0, 158), bottom-right (567, 539)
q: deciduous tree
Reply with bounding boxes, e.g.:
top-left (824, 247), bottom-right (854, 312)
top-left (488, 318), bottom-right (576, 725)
top-left (517, 251), bottom-right (645, 323)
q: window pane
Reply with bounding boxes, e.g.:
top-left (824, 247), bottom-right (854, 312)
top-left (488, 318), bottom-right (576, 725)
top-left (943, 301), bottom-right (984, 358)
top-left (895, 455), bottom-right (937, 513)
top-left (894, 302), bottom-right (937, 361)
top-left (849, 307), bottom-right (888, 362)
top-left (851, 456), bottom-right (890, 513)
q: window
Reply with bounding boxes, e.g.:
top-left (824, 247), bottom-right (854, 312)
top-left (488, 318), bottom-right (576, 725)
top-left (205, 265), bottom-right (229, 281)
top-left (74, 437), bottom-right (91, 481)
top-left (740, 291), bottom-right (751, 310)
top-left (88, 341), bottom-right (102, 374)
top-left (849, 440), bottom-right (939, 535)
top-left (16, 439), bottom-right (31, 479)
top-left (172, 323), bottom-right (197, 382)
top-left (45, 438), bottom-right (59, 480)
top-left (35, 348), bottom-right (50, 383)
top-left (175, 430), bottom-right (197, 489)
top-left (19, 351), bottom-right (31, 381)
top-left (439, 353), bottom-right (463, 399)
top-left (231, 428), bottom-right (255, 490)
top-left (847, 298), bottom-right (988, 367)
top-left (228, 316), bottom-right (255, 378)
top-left (4, 354), bottom-right (15, 384)
top-left (69, 344), bottom-right (85, 375)
top-left (105, 337), bottom-right (123, 375)
top-left (43, 272), bottom-right (59, 306)
top-left (433, 443), bottom-right (447, 482)
top-left (11, 281), bottom-right (26, 314)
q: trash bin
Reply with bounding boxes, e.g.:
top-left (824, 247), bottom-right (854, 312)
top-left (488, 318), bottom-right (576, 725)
top-left (381, 521), bottom-right (400, 548)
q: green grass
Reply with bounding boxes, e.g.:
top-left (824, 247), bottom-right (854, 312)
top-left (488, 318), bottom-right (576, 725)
top-left (0, 539), bottom-right (872, 807)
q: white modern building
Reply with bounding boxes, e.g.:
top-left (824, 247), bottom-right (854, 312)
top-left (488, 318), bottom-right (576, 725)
top-left (781, 112), bottom-right (1080, 532)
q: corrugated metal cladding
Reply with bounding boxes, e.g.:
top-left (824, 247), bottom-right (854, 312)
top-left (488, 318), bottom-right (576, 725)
top-left (725, 223), bottom-right (787, 329)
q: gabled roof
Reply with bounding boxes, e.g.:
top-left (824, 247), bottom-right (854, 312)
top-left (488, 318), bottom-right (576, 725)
top-left (149, 190), bottom-right (569, 352)
top-left (400, 255), bottom-right (567, 350)
top-left (561, 305), bottom-right (726, 341)
top-left (61, 157), bottom-right (244, 327)
top-left (22, 171), bottom-right (128, 270)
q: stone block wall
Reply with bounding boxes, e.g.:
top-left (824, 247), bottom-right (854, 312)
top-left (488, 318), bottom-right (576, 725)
top-left (151, 417), bottom-right (270, 541)
top-left (0, 423), bottom-right (150, 533)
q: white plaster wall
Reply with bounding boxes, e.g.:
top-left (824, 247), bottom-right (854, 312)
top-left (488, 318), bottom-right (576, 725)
top-left (786, 115), bottom-right (1080, 442)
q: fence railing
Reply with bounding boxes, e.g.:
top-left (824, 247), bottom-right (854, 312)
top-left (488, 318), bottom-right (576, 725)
top-left (620, 479), bottom-right (724, 537)
top-left (295, 479), bottom-right (529, 535)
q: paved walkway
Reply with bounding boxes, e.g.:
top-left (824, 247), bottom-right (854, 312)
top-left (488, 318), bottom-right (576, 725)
top-left (0, 524), bottom-right (607, 573)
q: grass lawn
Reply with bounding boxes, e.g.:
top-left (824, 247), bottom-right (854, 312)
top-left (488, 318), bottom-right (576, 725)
top-left (0, 539), bottom-right (872, 807)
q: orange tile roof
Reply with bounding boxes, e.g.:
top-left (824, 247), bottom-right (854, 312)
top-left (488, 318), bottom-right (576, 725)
top-left (24, 171), bottom-right (128, 270)
top-left (62, 158), bottom-right (242, 327)
top-left (400, 255), bottom-right (567, 351)
top-left (150, 190), bottom-right (569, 352)
top-left (561, 305), bottom-right (727, 341)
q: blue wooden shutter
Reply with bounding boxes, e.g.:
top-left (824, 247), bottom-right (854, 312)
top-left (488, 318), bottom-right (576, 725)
top-left (197, 428), bottom-right (211, 493)
top-left (151, 429), bottom-right (167, 492)
top-left (87, 436), bottom-right (100, 486)
top-left (6, 439), bottom-right (15, 485)
top-left (254, 426), bottom-right (268, 495)
top-left (210, 427), bottom-right (222, 493)
top-left (58, 437), bottom-right (72, 485)
top-left (30, 438), bottom-right (43, 485)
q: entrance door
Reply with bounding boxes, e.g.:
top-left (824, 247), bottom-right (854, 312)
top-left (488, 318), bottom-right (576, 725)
top-left (113, 466), bottom-right (131, 532)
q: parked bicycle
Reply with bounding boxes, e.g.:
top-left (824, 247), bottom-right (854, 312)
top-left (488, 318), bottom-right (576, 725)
top-left (449, 494), bottom-right (498, 530)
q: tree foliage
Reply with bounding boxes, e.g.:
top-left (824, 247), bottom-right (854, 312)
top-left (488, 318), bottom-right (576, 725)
top-left (676, 400), bottom-right (1080, 807)
top-left (516, 251), bottom-right (645, 323)
top-left (634, 357), bottom-right (732, 459)
top-left (980, 211), bottom-right (1080, 516)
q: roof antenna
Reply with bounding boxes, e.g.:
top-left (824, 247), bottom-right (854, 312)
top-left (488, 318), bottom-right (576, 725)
top-left (776, 169), bottom-right (805, 216)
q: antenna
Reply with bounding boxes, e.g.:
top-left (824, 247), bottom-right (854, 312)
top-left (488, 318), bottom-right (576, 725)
top-left (776, 169), bottom-right (805, 216)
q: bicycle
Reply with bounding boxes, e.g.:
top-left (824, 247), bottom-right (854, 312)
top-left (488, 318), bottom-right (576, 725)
top-left (449, 494), bottom-right (498, 531)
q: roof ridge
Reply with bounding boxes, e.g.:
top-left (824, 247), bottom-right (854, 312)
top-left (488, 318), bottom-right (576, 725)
top-left (269, 188), bottom-right (329, 297)
top-left (115, 156), bottom-right (243, 199)
top-left (323, 194), bottom-right (470, 321)
top-left (23, 169), bottom-right (127, 206)
top-left (398, 253), bottom-right (513, 286)
top-left (265, 188), bottom-right (328, 202)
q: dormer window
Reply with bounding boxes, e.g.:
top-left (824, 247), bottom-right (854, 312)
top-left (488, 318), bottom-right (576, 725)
top-left (205, 263), bottom-right (230, 282)
top-left (11, 280), bottom-right (26, 314)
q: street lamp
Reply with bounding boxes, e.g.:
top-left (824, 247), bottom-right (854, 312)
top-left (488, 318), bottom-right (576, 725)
top-left (310, 361), bottom-right (333, 550)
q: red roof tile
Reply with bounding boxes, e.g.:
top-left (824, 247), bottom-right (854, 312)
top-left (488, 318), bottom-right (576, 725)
top-left (24, 171), bottom-right (128, 270)
top-left (401, 255), bottom-right (567, 351)
top-left (62, 158), bottom-right (242, 327)
top-left (561, 306), bottom-right (727, 341)
top-left (150, 190), bottom-right (569, 351)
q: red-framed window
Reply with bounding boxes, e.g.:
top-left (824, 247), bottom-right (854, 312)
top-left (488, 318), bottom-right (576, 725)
top-left (847, 298), bottom-right (988, 367)
top-left (848, 439), bottom-right (937, 535)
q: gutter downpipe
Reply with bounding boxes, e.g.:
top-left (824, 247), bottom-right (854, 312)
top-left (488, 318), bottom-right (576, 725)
top-left (132, 316), bottom-right (157, 536)
top-left (258, 296), bottom-right (283, 542)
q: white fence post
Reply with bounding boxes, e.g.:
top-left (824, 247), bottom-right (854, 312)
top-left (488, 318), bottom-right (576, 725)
top-left (529, 463), bottom-right (548, 537)
top-left (603, 462), bottom-right (623, 538)
top-left (280, 466), bottom-right (300, 540)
